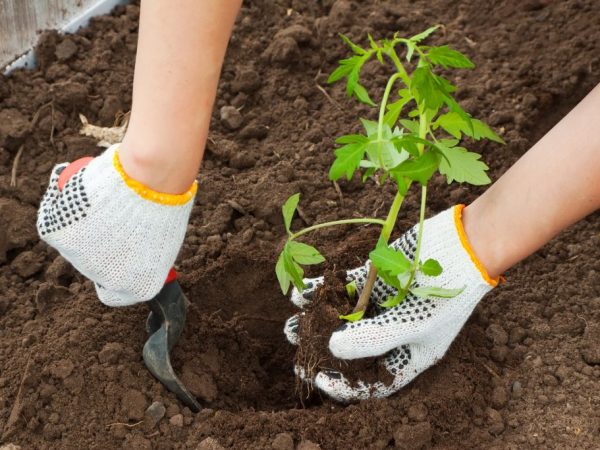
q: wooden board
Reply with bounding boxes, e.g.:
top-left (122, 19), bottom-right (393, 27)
top-left (0, 0), bottom-right (129, 71)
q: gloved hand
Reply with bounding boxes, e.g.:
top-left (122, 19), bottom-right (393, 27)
top-left (37, 144), bottom-right (197, 306)
top-left (284, 205), bottom-right (498, 402)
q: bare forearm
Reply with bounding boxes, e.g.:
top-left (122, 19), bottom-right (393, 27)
top-left (121, 0), bottom-right (241, 193)
top-left (464, 84), bottom-right (600, 277)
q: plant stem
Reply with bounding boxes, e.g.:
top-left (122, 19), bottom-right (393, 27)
top-left (377, 73), bottom-right (402, 141)
top-left (289, 218), bottom-right (385, 241)
top-left (404, 184), bottom-right (427, 290)
top-left (386, 48), bottom-right (411, 85)
top-left (352, 190), bottom-right (405, 313)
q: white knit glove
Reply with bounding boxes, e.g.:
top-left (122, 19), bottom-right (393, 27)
top-left (284, 205), bottom-right (498, 402)
top-left (37, 144), bottom-right (197, 307)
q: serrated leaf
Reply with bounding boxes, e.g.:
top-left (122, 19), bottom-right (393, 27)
top-left (411, 286), bottom-right (465, 298)
top-left (472, 119), bottom-right (505, 144)
top-left (427, 45), bottom-right (474, 69)
top-left (282, 193), bottom-right (300, 233)
top-left (384, 89), bottom-right (412, 128)
top-left (276, 251), bottom-right (291, 294)
top-left (391, 151), bottom-right (440, 185)
top-left (390, 172), bottom-right (410, 196)
top-left (399, 119), bottom-right (420, 134)
top-left (420, 258), bottom-right (443, 276)
top-left (347, 65), bottom-right (359, 96)
top-left (410, 26), bottom-right (439, 43)
top-left (327, 61), bottom-right (354, 84)
top-left (411, 66), bottom-right (445, 110)
top-left (340, 34), bottom-right (367, 55)
top-left (353, 83), bottom-right (376, 106)
top-left (434, 112), bottom-right (466, 139)
top-left (328, 142), bottom-right (367, 181)
top-left (287, 241), bottom-right (325, 265)
top-left (366, 136), bottom-right (407, 171)
top-left (437, 144), bottom-right (491, 185)
top-left (360, 118), bottom-right (379, 136)
top-left (368, 33), bottom-right (379, 52)
top-left (369, 240), bottom-right (411, 276)
top-left (406, 41), bottom-right (416, 61)
top-left (339, 310), bottom-right (365, 322)
top-left (283, 247), bottom-right (305, 290)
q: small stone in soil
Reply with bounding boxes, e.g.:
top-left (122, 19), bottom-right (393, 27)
top-left (393, 422), bottom-right (432, 450)
top-left (169, 414), bottom-right (184, 427)
top-left (144, 401), bottom-right (166, 429)
top-left (196, 437), bottom-right (226, 450)
top-left (296, 440), bottom-right (321, 450)
top-left (511, 381), bottom-right (523, 399)
top-left (220, 106), bottom-right (243, 130)
top-left (271, 432), bottom-right (294, 450)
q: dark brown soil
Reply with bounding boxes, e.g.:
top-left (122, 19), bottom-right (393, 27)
top-left (296, 269), bottom-right (394, 393)
top-left (1, 0), bottom-right (599, 449)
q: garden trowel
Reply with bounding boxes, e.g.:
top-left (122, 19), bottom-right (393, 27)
top-left (143, 269), bottom-right (201, 412)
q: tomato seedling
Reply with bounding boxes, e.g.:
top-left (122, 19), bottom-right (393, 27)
top-left (276, 27), bottom-right (503, 321)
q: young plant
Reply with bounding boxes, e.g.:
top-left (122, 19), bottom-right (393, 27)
top-left (276, 27), bottom-right (504, 321)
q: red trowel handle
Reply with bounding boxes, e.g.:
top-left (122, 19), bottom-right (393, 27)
top-left (165, 268), bottom-right (178, 284)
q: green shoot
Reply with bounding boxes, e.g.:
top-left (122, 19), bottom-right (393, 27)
top-left (276, 28), bottom-right (503, 322)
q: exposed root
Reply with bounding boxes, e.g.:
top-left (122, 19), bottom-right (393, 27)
top-left (79, 113), bottom-right (129, 147)
top-left (105, 420), bottom-right (143, 429)
top-left (315, 84), bottom-right (343, 111)
top-left (9, 145), bottom-right (24, 188)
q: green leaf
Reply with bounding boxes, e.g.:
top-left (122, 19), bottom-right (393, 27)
top-left (282, 247), bottom-right (305, 290)
top-left (345, 280), bottom-right (357, 299)
top-left (365, 136), bottom-right (408, 171)
top-left (420, 258), bottom-right (443, 276)
top-left (339, 310), bottom-right (365, 322)
top-left (379, 291), bottom-right (407, 308)
top-left (287, 241), bottom-right (325, 265)
top-left (399, 119), bottom-right (419, 134)
top-left (360, 118), bottom-right (379, 136)
top-left (327, 61), bottom-right (354, 84)
top-left (282, 193), bottom-right (300, 233)
top-left (328, 142), bottom-right (367, 181)
top-left (411, 286), bottom-right (465, 298)
top-left (384, 89), bottom-right (412, 128)
top-left (405, 41), bottom-right (416, 62)
top-left (410, 26), bottom-right (439, 43)
top-left (390, 172), bottom-right (409, 196)
top-left (369, 240), bottom-right (411, 276)
top-left (471, 119), bottom-right (505, 144)
top-left (336, 134), bottom-right (368, 145)
top-left (411, 66), bottom-right (445, 110)
top-left (434, 112), bottom-right (467, 139)
top-left (353, 83), bottom-right (376, 106)
top-left (340, 34), bottom-right (367, 55)
top-left (391, 151), bottom-right (440, 185)
top-left (437, 145), bottom-right (491, 185)
top-left (276, 251), bottom-right (291, 294)
top-left (427, 45), bottom-right (474, 69)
